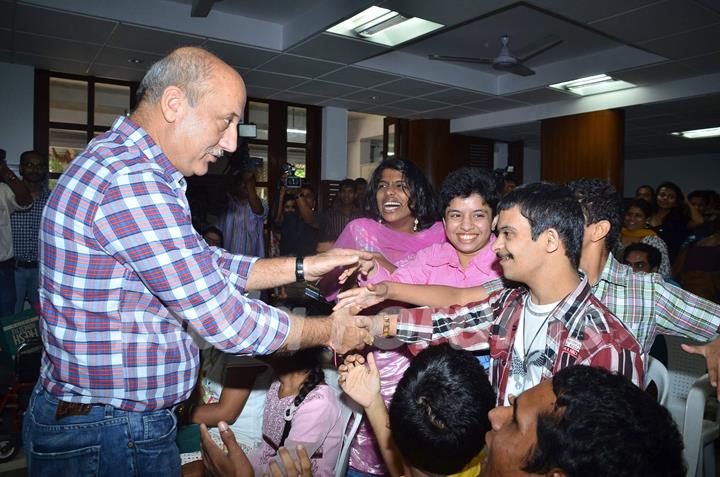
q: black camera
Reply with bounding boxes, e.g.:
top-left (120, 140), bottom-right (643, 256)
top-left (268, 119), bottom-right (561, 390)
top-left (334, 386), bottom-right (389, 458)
top-left (281, 163), bottom-right (302, 189)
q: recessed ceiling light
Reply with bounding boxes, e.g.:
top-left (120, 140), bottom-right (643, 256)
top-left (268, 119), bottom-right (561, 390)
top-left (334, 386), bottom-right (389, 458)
top-left (127, 58), bottom-right (144, 64)
top-left (549, 74), bottom-right (635, 96)
top-left (670, 127), bottom-right (720, 139)
top-left (326, 6), bottom-right (443, 47)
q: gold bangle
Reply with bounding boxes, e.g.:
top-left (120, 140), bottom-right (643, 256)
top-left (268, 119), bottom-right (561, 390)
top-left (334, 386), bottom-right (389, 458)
top-left (382, 314), bottom-right (390, 338)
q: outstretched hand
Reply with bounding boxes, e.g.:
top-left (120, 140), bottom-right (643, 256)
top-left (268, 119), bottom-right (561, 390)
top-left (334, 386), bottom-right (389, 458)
top-left (334, 282), bottom-right (389, 311)
top-left (201, 422), bottom-right (253, 477)
top-left (304, 249), bottom-right (375, 282)
top-left (329, 307), bottom-right (375, 354)
top-left (682, 337), bottom-right (720, 399)
top-left (338, 353), bottom-right (381, 409)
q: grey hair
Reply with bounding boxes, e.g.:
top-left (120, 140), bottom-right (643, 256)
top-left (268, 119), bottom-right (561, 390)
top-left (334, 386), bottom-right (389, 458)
top-left (135, 47), bottom-right (218, 107)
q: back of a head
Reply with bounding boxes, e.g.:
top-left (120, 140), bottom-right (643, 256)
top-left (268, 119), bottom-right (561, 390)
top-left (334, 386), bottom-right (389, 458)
top-left (498, 182), bottom-right (584, 269)
top-left (389, 344), bottom-right (495, 475)
top-left (440, 167), bottom-right (500, 216)
top-left (135, 47), bottom-right (221, 108)
top-left (566, 178), bottom-right (623, 252)
top-left (525, 365), bottom-right (685, 477)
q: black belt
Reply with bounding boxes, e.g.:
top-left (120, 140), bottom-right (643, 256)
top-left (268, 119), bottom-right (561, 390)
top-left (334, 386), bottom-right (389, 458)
top-left (0, 258), bottom-right (14, 268)
top-left (16, 260), bottom-right (38, 268)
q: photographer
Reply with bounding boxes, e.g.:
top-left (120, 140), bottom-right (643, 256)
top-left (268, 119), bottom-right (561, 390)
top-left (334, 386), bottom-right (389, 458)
top-left (216, 161), bottom-right (267, 258)
top-left (275, 182), bottom-right (320, 257)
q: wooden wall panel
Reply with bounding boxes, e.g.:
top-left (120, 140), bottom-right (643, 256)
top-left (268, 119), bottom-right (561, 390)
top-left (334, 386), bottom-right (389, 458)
top-left (541, 109), bottom-right (624, 189)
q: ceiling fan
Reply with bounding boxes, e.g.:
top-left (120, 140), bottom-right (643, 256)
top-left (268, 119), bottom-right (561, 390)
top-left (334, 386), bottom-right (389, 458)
top-left (428, 34), bottom-right (563, 77)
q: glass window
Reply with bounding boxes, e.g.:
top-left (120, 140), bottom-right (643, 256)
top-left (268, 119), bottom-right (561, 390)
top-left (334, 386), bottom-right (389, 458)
top-left (287, 147), bottom-right (306, 178)
top-left (50, 78), bottom-right (88, 124)
top-left (249, 144), bottom-right (269, 182)
top-left (248, 101), bottom-right (269, 140)
top-left (48, 128), bottom-right (88, 175)
top-left (94, 83), bottom-right (131, 127)
top-left (287, 106), bottom-right (307, 144)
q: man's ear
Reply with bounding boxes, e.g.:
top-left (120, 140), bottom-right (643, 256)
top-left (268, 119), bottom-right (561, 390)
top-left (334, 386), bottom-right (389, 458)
top-left (589, 220), bottom-right (611, 244)
top-left (545, 228), bottom-right (561, 254)
top-left (159, 86), bottom-right (186, 123)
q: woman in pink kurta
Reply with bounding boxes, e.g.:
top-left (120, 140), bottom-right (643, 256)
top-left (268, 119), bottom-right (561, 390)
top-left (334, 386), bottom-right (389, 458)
top-left (320, 159), bottom-right (445, 476)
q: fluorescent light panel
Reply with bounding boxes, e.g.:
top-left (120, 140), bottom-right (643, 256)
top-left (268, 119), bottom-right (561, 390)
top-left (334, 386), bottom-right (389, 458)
top-left (549, 74), bottom-right (636, 96)
top-left (286, 128), bottom-right (306, 135)
top-left (327, 6), bottom-right (443, 47)
top-left (671, 127), bottom-right (720, 139)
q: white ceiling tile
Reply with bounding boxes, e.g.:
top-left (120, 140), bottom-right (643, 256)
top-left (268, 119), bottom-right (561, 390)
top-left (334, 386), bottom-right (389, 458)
top-left (415, 106), bottom-right (479, 119)
top-left (0, 28), bottom-right (10, 51)
top-left (640, 24), bottom-right (720, 60)
top-left (246, 85), bottom-right (282, 99)
top-left (13, 32), bottom-right (101, 63)
top-left (419, 88), bottom-right (491, 104)
top-left (613, 61), bottom-right (701, 84)
top-left (504, 88), bottom-right (571, 104)
top-left (269, 91), bottom-right (329, 105)
top-left (591, 0), bottom-right (720, 44)
top-left (535, 0), bottom-right (659, 24)
top-left (257, 54), bottom-right (343, 78)
top-left (242, 70), bottom-right (308, 89)
top-left (387, 97), bottom-right (449, 112)
top-left (87, 63), bottom-right (146, 82)
top-left (93, 47), bottom-right (162, 70)
top-left (0, 2), bottom-right (13, 29)
top-left (106, 24), bottom-right (204, 55)
top-left (342, 89), bottom-right (407, 104)
top-left (203, 40), bottom-right (278, 69)
top-left (374, 78), bottom-right (444, 96)
top-left (360, 105), bottom-right (416, 118)
top-left (289, 33), bottom-right (389, 64)
top-left (12, 51), bottom-right (90, 75)
top-left (14, 4), bottom-right (116, 44)
top-left (289, 80), bottom-right (359, 97)
top-left (466, 97), bottom-right (526, 111)
top-left (318, 67), bottom-right (401, 88)
top-left (681, 50), bottom-right (720, 73)
top-left (317, 98), bottom-right (369, 111)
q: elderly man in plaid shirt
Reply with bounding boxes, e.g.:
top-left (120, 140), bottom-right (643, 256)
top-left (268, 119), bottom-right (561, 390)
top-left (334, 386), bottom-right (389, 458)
top-left (360, 183), bottom-right (644, 405)
top-left (23, 47), bottom-right (372, 477)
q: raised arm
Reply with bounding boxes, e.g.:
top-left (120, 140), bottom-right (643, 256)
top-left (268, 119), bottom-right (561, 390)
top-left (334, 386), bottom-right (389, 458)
top-left (335, 282), bottom-right (489, 311)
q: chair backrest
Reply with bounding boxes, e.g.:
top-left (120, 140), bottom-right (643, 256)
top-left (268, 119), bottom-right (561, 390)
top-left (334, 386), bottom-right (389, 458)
top-left (664, 335), bottom-right (708, 424)
top-left (645, 355), bottom-right (669, 407)
top-left (682, 374), bottom-right (713, 477)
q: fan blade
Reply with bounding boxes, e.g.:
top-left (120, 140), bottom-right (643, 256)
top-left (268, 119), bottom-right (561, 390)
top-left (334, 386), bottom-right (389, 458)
top-left (428, 54), bottom-right (494, 64)
top-left (500, 63), bottom-right (535, 76)
top-left (517, 39), bottom-right (563, 63)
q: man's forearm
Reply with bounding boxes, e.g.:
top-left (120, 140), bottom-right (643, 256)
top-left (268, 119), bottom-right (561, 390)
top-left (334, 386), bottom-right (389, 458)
top-left (281, 315), bottom-right (332, 352)
top-left (245, 256), bottom-right (297, 290)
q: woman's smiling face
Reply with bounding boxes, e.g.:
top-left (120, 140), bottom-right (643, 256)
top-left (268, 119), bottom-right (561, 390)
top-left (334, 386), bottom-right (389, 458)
top-left (376, 168), bottom-right (415, 231)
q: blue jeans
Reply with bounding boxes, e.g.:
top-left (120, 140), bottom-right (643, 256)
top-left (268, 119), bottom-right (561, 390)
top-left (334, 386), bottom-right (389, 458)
top-left (14, 266), bottom-right (39, 313)
top-left (23, 382), bottom-right (181, 477)
top-left (0, 264), bottom-right (16, 317)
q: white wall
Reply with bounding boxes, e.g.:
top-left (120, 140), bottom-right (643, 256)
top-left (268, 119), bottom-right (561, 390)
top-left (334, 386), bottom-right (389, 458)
top-left (321, 106), bottom-right (348, 180)
top-left (523, 147), bottom-right (541, 184)
top-left (347, 113), bottom-right (383, 180)
top-left (624, 153), bottom-right (720, 197)
top-left (0, 62), bottom-right (34, 173)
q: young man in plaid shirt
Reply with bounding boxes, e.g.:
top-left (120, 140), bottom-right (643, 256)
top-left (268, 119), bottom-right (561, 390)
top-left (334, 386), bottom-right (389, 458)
top-left (361, 183), bottom-right (644, 405)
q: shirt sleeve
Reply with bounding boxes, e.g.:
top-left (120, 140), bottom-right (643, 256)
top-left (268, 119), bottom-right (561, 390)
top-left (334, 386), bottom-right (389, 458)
top-left (395, 294), bottom-right (499, 352)
top-left (653, 274), bottom-right (720, 340)
top-left (0, 183), bottom-right (30, 212)
top-left (579, 344), bottom-right (645, 388)
top-left (93, 169), bottom-right (290, 355)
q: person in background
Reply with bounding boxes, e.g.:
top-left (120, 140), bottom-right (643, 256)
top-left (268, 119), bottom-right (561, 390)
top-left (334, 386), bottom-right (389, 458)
top-left (0, 149), bottom-right (32, 317)
top-left (317, 178), bottom-right (362, 252)
top-left (635, 184), bottom-right (655, 204)
top-left (201, 226), bottom-right (224, 249)
top-left (278, 184), bottom-right (320, 258)
top-left (216, 165), bottom-right (267, 258)
top-left (23, 46), bottom-right (372, 477)
top-left (622, 242), bottom-right (662, 274)
top-left (673, 217), bottom-right (720, 304)
top-left (10, 150), bottom-right (49, 313)
top-left (354, 177), bottom-right (368, 212)
top-left (614, 198), bottom-right (671, 277)
top-left (648, 181), bottom-right (703, 261)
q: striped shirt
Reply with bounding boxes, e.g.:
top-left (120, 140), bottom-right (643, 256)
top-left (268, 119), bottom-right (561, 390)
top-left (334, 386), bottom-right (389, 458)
top-left (39, 116), bottom-right (290, 411)
top-left (396, 274), bottom-right (644, 404)
top-left (216, 196), bottom-right (268, 257)
top-left (484, 255), bottom-right (720, 353)
top-left (11, 188), bottom-right (50, 262)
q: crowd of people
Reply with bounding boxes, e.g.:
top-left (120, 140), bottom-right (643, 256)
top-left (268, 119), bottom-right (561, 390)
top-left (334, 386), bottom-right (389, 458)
top-left (3, 46), bottom-right (719, 477)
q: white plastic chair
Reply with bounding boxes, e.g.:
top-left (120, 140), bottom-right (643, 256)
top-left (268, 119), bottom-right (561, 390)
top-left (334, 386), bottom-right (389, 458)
top-left (645, 355), bottom-right (669, 406)
top-left (664, 335), bottom-right (719, 477)
top-left (323, 366), bottom-right (364, 477)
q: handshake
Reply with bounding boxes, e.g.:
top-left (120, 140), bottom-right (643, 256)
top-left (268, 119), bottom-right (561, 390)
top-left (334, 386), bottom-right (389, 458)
top-left (325, 307), bottom-right (396, 355)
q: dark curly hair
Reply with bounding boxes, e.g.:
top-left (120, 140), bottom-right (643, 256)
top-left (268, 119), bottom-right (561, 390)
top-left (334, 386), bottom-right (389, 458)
top-left (439, 167), bottom-right (500, 216)
top-left (389, 344), bottom-right (495, 475)
top-left (566, 178), bottom-right (623, 252)
top-left (524, 365), bottom-right (685, 477)
top-left (365, 158), bottom-right (440, 231)
top-left (625, 198), bottom-right (653, 220)
top-left (498, 182), bottom-right (584, 269)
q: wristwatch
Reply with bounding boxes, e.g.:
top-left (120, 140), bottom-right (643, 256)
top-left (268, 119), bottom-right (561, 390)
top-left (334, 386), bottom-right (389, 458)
top-left (295, 256), bottom-right (305, 281)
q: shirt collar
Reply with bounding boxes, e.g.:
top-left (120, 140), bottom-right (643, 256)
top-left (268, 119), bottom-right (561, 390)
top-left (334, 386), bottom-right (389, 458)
top-left (598, 254), bottom-right (629, 288)
top-left (111, 115), bottom-right (186, 189)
